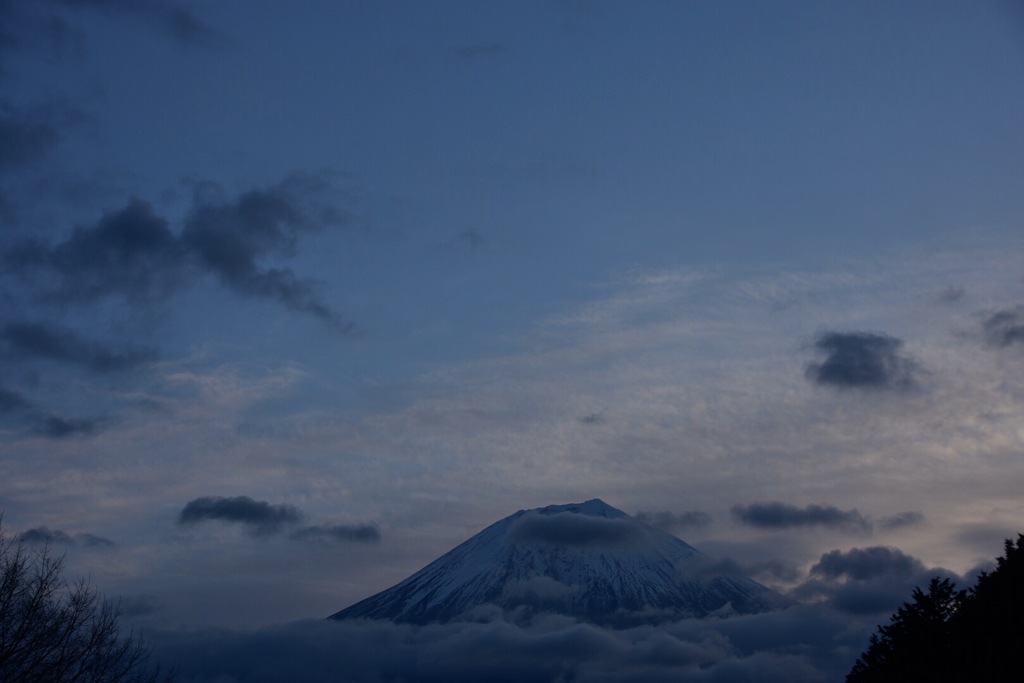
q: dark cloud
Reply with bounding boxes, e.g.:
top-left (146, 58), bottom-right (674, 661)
top-left (1, 320), bottom-right (158, 372)
top-left (877, 511), bottom-right (925, 531)
top-left (634, 510), bottom-right (712, 533)
top-left (507, 511), bottom-right (648, 548)
top-left (19, 526), bottom-right (74, 545)
top-left (0, 101), bottom-right (72, 170)
top-left (980, 305), bottom-right (1024, 348)
top-left (178, 496), bottom-right (304, 536)
top-left (731, 502), bottom-right (871, 532)
top-left (6, 174), bottom-right (349, 323)
top-left (810, 547), bottom-right (925, 582)
top-left (805, 331), bottom-right (920, 390)
top-left (0, 385), bottom-right (32, 412)
top-left (34, 414), bottom-right (100, 438)
top-left (18, 526), bottom-right (114, 547)
top-left (180, 176), bottom-right (343, 321)
top-left (289, 524), bottom-right (381, 544)
top-left (794, 545), bottom-right (957, 617)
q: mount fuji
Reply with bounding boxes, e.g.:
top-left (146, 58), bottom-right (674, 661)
top-left (330, 499), bottom-right (787, 625)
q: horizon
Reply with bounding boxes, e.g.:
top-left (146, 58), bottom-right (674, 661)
top-left (2, 1), bottom-right (1022, 680)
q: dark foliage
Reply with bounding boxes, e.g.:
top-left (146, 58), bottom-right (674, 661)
top-left (0, 520), bottom-right (171, 683)
top-left (848, 534), bottom-right (1024, 682)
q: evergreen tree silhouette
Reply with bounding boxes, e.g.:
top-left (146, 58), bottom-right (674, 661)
top-left (847, 534), bottom-right (1023, 682)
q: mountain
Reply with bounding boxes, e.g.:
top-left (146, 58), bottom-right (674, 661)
top-left (330, 499), bottom-right (787, 625)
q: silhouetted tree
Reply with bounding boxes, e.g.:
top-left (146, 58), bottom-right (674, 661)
top-left (0, 520), bottom-right (171, 683)
top-left (848, 534), bottom-right (1024, 682)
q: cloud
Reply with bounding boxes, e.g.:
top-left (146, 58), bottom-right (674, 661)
top-left (150, 605), bottom-right (868, 683)
top-left (877, 511), bottom-right (925, 531)
top-left (810, 547), bottom-right (925, 581)
top-left (507, 511), bottom-right (648, 548)
top-left (634, 510), bottom-right (712, 533)
top-left (805, 331), bottom-right (920, 390)
top-left (180, 176), bottom-right (343, 321)
top-left (0, 100), bottom-right (77, 170)
top-left (980, 305), bottom-right (1024, 348)
top-left (19, 526), bottom-right (74, 545)
top-left (795, 545), bottom-right (956, 617)
top-left (731, 502), bottom-right (871, 532)
top-left (18, 525), bottom-right (114, 547)
top-left (289, 524), bottom-right (381, 544)
top-left (34, 414), bottom-right (101, 438)
top-left (178, 496), bottom-right (304, 536)
top-left (6, 174), bottom-right (348, 322)
top-left (0, 385), bottom-right (32, 412)
top-left (0, 320), bottom-right (158, 372)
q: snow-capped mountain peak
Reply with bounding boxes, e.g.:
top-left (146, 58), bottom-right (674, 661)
top-left (330, 499), bottom-right (786, 625)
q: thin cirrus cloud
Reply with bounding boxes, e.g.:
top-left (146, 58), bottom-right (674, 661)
top-left (178, 495), bottom-right (380, 544)
top-left (805, 331), bottom-right (920, 391)
top-left (5, 173), bottom-right (349, 324)
top-left (731, 502), bottom-right (871, 533)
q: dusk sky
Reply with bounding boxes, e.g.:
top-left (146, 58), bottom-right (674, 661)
top-left (2, 1), bottom-right (1024, 680)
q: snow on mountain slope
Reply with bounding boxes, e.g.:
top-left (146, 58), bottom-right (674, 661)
top-left (330, 499), bottom-right (787, 625)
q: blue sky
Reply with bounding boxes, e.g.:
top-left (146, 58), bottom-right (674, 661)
top-left (2, 1), bottom-right (1023, 680)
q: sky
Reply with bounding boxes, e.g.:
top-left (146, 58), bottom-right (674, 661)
top-left (1, 0), bottom-right (1023, 680)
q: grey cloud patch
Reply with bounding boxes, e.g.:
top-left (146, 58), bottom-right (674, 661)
top-left (877, 511), bottom-right (925, 530)
top-left (731, 502), bottom-right (871, 532)
top-left (19, 526), bottom-right (73, 545)
top-left (980, 305), bottom-right (1024, 348)
top-left (635, 510), bottom-right (711, 533)
top-left (289, 524), bottom-right (381, 544)
top-left (508, 512), bottom-right (647, 548)
top-left (805, 331), bottom-right (920, 390)
top-left (794, 545), bottom-right (956, 617)
top-left (18, 526), bottom-right (114, 547)
top-left (178, 496), bottom-right (304, 535)
top-left (0, 100), bottom-right (80, 170)
top-left (937, 286), bottom-right (965, 304)
top-left (34, 414), bottom-right (101, 438)
top-left (810, 546), bottom-right (925, 581)
top-left (6, 174), bottom-right (349, 323)
top-left (180, 176), bottom-right (345, 322)
top-left (1, 320), bottom-right (158, 372)
top-left (0, 385), bottom-right (32, 412)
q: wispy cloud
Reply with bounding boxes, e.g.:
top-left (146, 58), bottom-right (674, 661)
top-left (980, 305), bottom-right (1024, 348)
top-left (0, 320), bottom-right (158, 372)
top-left (6, 173), bottom-right (349, 323)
